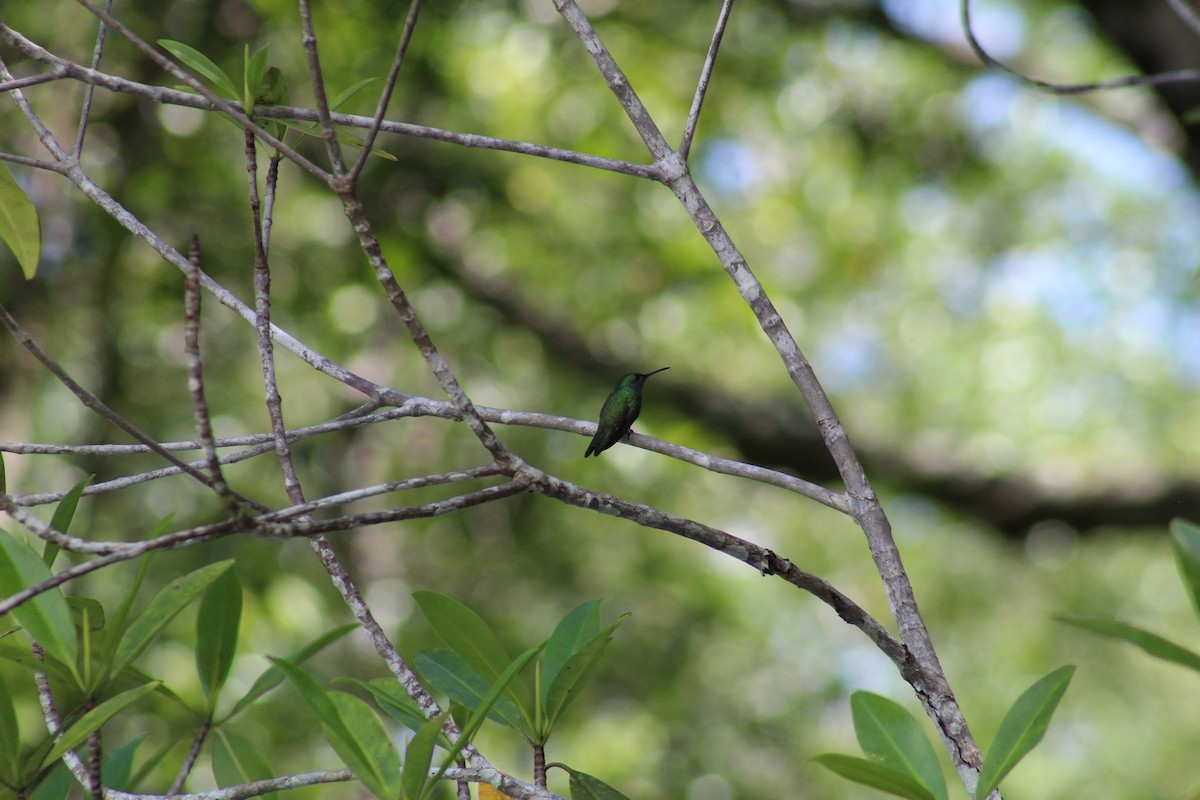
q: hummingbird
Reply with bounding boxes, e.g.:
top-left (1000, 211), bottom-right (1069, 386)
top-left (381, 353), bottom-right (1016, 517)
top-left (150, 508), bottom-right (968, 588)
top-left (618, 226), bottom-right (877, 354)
top-left (584, 367), bottom-right (669, 457)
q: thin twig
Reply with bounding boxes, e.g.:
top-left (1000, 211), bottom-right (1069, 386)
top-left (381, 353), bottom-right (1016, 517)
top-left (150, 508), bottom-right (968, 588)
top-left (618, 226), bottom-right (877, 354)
top-left (297, 0), bottom-right (347, 176)
top-left (0, 301), bottom-right (267, 511)
top-left (185, 235), bottom-right (240, 514)
top-left (72, 0), bottom-right (328, 179)
top-left (961, 0), bottom-right (1200, 94)
top-left (1165, 0), bottom-right (1200, 37)
top-left (349, 0), bottom-right (423, 182)
top-left (73, 0), bottom-right (113, 156)
top-left (1, 25), bottom-right (657, 178)
top-left (680, 0), bottom-right (735, 160)
top-left (168, 718), bottom-right (210, 795)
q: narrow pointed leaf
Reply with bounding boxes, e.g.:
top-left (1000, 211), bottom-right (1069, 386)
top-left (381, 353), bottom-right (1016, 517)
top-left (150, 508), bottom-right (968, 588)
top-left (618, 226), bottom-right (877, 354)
top-left (432, 646), bottom-right (542, 786)
top-left (813, 754), bottom-right (936, 800)
top-left (0, 641), bottom-right (76, 683)
top-left (415, 649), bottom-right (524, 731)
top-left (851, 692), bottom-right (947, 800)
top-left (976, 665), bottom-right (1075, 800)
top-left (111, 560), bottom-right (233, 680)
top-left (102, 733), bottom-right (148, 791)
top-left (44, 476), bottom-right (92, 568)
top-left (540, 600), bottom-right (600, 707)
top-left (1170, 519), bottom-right (1200, 620)
top-left (413, 591), bottom-right (512, 685)
top-left (28, 761), bottom-right (72, 800)
top-left (402, 714), bottom-right (442, 800)
top-left (0, 162), bottom-right (40, 279)
top-left (330, 77), bottom-right (382, 111)
top-left (340, 677), bottom-right (436, 737)
top-left (40, 682), bottom-right (160, 767)
top-left (0, 672), bottom-right (20, 784)
top-left (329, 692), bottom-right (403, 800)
top-left (1058, 615), bottom-right (1200, 672)
top-left (102, 531), bottom-right (163, 658)
top-left (557, 766), bottom-right (633, 800)
top-left (244, 45), bottom-right (270, 111)
top-left (543, 614), bottom-right (629, 735)
top-left (0, 529), bottom-right (79, 685)
top-left (213, 730), bottom-right (277, 800)
top-left (223, 623), bottom-right (355, 722)
top-left (157, 40), bottom-right (239, 99)
top-left (272, 658), bottom-right (401, 800)
top-left (196, 565), bottom-right (242, 701)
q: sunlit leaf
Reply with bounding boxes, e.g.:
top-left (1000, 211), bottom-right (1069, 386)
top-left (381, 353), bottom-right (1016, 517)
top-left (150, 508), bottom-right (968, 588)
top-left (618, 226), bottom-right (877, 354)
top-left (812, 754), bottom-right (936, 800)
top-left (0, 162), bottom-right (40, 279)
top-left (0, 529), bottom-right (79, 685)
top-left (851, 692), bottom-right (947, 800)
top-left (157, 40), bottom-right (239, 99)
top-left (976, 665), bottom-right (1075, 800)
top-left (339, 677), bottom-right (435, 736)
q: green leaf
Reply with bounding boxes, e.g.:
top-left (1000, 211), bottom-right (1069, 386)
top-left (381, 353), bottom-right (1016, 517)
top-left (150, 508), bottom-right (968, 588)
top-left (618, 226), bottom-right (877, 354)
top-left (975, 665), bottom-right (1075, 800)
top-left (415, 649), bottom-right (525, 731)
top-left (97, 547), bottom-right (159, 683)
top-left (27, 761), bottom-right (72, 800)
top-left (432, 646), bottom-right (542, 787)
top-left (1057, 615), bottom-right (1200, 671)
top-left (851, 692), bottom-right (947, 800)
top-left (339, 677), bottom-right (435, 736)
top-left (0, 641), bottom-right (76, 683)
top-left (44, 476), bottom-right (92, 568)
top-left (0, 672), bottom-right (20, 784)
top-left (1170, 519), bottom-right (1200, 620)
top-left (195, 565), bottom-right (242, 703)
top-left (222, 623), bottom-right (355, 722)
top-left (244, 44), bottom-right (270, 112)
top-left (157, 40), bottom-right (240, 99)
top-left (330, 77), bottom-right (381, 111)
top-left (272, 658), bottom-right (402, 800)
top-left (256, 67), bottom-right (289, 107)
top-left (67, 597), bottom-right (105, 634)
top-left (102, 733), bottom-right (148, 791)
top-left (812, 754), bottom-right (936, 800)
top-left (0, 162), bottom-right (40, 279)
top-left (540, 600), bottom-right (600, 707)
top-left (110, 560), bottom-right (233, 681)
top-left (554, 765), bottom-right (633, 800)
top-left (0, 529), bottom-right (80, 685)
top-left (542, 613), bottom-right (628, 738)
top-left (39, 682), bottom-right (160, 768)
top-left (402, 713), bottom-right (442, 800)
top-left (212, 730), bottom-right (277, 800)
top-left (414, 591), bottom-right (511, 683)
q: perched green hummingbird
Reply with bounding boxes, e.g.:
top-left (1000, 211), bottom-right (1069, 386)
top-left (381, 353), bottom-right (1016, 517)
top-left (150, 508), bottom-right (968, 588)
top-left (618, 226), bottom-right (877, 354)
top-left (584, 367), bottom-right (669, 457)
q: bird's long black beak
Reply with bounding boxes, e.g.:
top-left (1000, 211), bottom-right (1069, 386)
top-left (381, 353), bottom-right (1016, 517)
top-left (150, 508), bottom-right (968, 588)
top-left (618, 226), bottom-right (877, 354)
top-left (645, 367), bottom-right (670, 377)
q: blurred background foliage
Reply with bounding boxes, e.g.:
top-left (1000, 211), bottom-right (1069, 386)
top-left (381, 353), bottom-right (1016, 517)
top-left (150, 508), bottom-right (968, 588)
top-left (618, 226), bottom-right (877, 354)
top-left (2, 0), bottom-right (1200, 797)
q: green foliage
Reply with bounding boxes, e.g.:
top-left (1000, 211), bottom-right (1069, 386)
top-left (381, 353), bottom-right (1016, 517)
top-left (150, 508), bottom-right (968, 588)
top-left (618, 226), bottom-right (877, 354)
top-left (551, 763), bottom-right (635, 800)
top-left (975, 665), bottom-right (1075, 800)
top-left (0, 161), bottom-right (40, 279)
top-left (0, 529), bottom-right (80, 685)
top-left (272, 657), bottom-right (403, 800)
top-left (195, 565), bottom-right (242, 705)
top-left (212, 730), bottom-right (277, 800)
top-left (1171, 519), bottom-right (1200, 619)
top-left (814, 693), bottom-right (945, 800)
